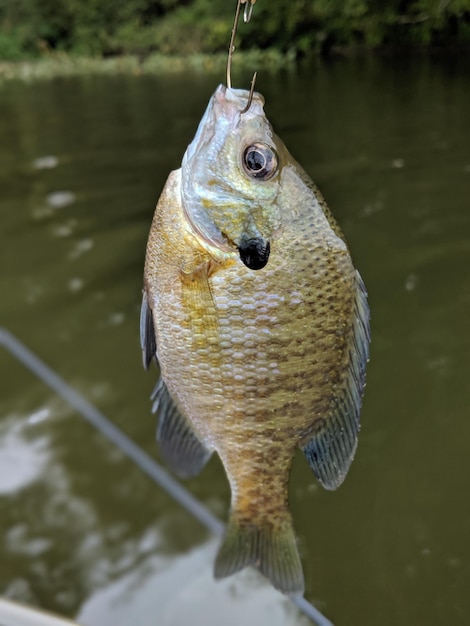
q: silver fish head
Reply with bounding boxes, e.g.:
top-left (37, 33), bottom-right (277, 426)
top-left (181, 84), bottom-right (284, 270)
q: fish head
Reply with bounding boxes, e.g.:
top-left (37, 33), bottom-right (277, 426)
top-left (181, 84), bottom-right (284, 270)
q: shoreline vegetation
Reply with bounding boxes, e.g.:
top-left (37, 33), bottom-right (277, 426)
top-left (1, 0), bottom-right (469, 82)
top-left (0, 50), bottom-right (295, 83)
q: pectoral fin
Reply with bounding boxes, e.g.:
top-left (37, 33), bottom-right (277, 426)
top-left (180, 257), bottom-right (220, 344)
top-left (151, 378), bottom-right (212, 478)
top-left (302, 271), bottom-right (371, 490)
top-left (140, 290), bottom-right (157, 369)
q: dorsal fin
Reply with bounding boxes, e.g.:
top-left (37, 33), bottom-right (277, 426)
top-left (151, 378), bottom-right (213, 479)
top-left (140, 290), bottom-right (157, 369)
top-left (302, 271), bottom-right (371, 490)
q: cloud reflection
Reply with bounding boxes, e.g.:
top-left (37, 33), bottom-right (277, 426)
top-left (78, 539), bottom-right (310, 626)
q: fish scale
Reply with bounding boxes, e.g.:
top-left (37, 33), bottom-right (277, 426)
top-left (142, 85), bottom-right (370, 595)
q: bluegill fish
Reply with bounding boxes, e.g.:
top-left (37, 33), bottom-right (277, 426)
top-left (141, 85), bottom-right (370, 595)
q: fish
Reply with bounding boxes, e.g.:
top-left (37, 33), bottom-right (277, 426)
top-left (141, 84), bottom-right (370, 596)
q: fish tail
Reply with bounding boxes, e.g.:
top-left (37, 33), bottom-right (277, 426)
top-left (214, 512), bottom-right (304, 596)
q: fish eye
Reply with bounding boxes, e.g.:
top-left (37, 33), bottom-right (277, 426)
top-left (242, 143), bottom-right (278, 181)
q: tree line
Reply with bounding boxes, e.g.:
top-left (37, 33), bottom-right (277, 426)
top-left (1, 0), bottom-right (469, 61)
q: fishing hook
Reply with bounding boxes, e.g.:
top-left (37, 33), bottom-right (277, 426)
top-left (242, 0), bottom-right (256, 23)
top-left (240, 71), bottom-right (258, 114)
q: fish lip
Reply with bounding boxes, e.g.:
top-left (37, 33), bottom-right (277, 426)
top-left (215, 84), bottom-right (265, 112)
top-left (183, 85), bottom-right (257, 165)
top-left (237, 237), bottom-right (270, 270)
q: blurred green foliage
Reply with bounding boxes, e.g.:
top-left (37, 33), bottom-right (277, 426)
top-left (0, 0), bottom-right (469, 60)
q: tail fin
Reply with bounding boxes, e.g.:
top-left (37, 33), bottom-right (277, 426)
top-left (214, 514), bottom-right (304, 596)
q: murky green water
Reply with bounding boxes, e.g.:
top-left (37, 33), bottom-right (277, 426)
top-left (1, 55), bottom-right (469, 626)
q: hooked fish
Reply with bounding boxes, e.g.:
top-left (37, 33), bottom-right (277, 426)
top-left (141, 84), bottom-right (370, 595)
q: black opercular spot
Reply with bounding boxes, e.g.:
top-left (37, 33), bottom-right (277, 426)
top-left (238, 238), bottom-right (270, 270)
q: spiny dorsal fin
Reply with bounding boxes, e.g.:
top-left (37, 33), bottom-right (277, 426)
top-left (302, 270), bottom-right (371, 490)
top-left (214, 513), bottom-right (304, 596)
top-left (140, 290), bottom-right (157, 370)
top-left (151, 378), bottom-right (212, 479)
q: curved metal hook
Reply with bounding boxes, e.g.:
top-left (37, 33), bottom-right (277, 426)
top-left (240, 71), bottom-right (258, 115)
top-left (243, 0), bottom-right (256, 23)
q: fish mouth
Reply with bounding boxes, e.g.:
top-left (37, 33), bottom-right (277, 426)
top-left (237, 237), bottom-right (270, 270)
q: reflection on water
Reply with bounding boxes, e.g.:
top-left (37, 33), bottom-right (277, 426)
top-left (79, 539), bottom-right (310, 626)
top-left (0, 56), bottom-right (469, 625)
top-left (0, 413), bottom-right (49, 495)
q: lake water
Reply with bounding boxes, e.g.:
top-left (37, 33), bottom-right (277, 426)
top-left (0, 55), bottom-right (469, 626)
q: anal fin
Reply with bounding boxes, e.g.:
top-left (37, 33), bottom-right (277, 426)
top-left (151, 378), bottom-right (212, 478)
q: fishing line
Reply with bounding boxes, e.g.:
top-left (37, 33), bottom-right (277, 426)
top-left (226, 0), bottom-right (243, 88)
top-left (0, 327), bottom-right (334, 626)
